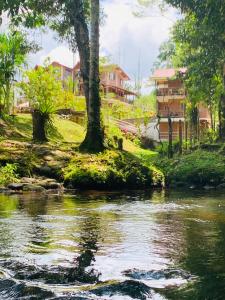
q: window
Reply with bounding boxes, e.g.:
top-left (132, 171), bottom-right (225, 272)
top-left (64, 68), bottom-right (72, 80)
top-left (109, 72), bottom-right (116, 81)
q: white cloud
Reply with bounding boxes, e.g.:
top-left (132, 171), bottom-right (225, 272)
top-left (39, 46), bottom-right (79, 68)
top-left (100, 0), bottom-right (178, 80)
top-left (27, 0), bottom-right (178, 86)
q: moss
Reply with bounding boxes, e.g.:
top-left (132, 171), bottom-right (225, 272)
top-left (156, 150), bottom-right (225, 187)
top-left (64, 150), bottom-right (164, 189)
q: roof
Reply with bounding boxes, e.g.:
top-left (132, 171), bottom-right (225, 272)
top-left (74, 62), bottom-right (130, 80)
top-left (151, 68), bottom-right (187, 80)
top-left (35, 61), bottom-right (73, 71)
top-left (73, 62), bottom-right (80, 71)
top-left (102, 64), bottom-right (130, 80)
top-left (51, 61), bottom-right (73, 71)
top-left (36, 61), bottom-right (131, 80)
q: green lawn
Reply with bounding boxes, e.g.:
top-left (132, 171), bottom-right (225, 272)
top-left (8, 113), bottom-right (158, 158)
top-left (8, 114), bottom-right (85, 144)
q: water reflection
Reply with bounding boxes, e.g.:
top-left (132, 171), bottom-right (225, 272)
top-left (0, 190), bottom-right (225, 298)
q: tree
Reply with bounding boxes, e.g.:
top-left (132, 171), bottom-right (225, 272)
top-left (152, 7), bottom-right (224, 142)
top-left (1, 0), bottom-right (105, 151)
top-left (164, 0), bottom-right (225, 139)
top-left (80, 0), bottom-right (104, 152)
top-left (136, 0), bottom-right (225, 139)
top-left (0, 31), bottom-right (33, 115)
top-left (19, 64), bottom-right (63, 142)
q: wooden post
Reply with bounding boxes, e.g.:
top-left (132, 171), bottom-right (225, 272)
top-left (179, 120), bottom-right (183, 155)
top-left (168, 116), bottom-right (173, 158)
top-left (185, 120), bottom-right (188, 149)
top-left (118, 138), bottom-right (123, 151)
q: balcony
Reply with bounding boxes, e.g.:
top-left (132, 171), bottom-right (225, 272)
top-left (158, 110), bottom-right (184, 118)
top-left (157, 88), bottom-right (186, 102)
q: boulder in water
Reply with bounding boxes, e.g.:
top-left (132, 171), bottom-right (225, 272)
top-left (90, 280), bottom-right (152, 300)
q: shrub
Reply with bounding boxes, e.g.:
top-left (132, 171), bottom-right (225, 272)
top-left (156, 150), bottom-right (225, 187)
top-left (0, 163), bottom-right (19, 186)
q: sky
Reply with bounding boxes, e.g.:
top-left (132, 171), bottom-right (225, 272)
top-left (1, 0), bottom-right (179, 92)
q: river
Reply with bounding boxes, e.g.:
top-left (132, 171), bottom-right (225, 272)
top-left (0, 189), bottom-right (225, 299)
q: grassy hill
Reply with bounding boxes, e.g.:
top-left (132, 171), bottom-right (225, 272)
top-left (0, 113), bottom-right (161, 190)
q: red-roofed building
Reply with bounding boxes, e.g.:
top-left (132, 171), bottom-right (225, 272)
top-left (44, 61), bottom-right (136, 101)
top-left (150, 68), bottom-right (210, 141)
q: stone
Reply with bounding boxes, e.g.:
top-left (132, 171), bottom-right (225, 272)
top-left (22, 184), bottom-right (46, 193)
top-left (7, 183), bottom-right (24, 190)
top-left (36, 165), bottom-right (54, 177)
top-left (44, 155), bottom-right (54, 161)
top-left (40, 181), bottom-right (62, 190)
top-left (8, 190), bottom-right (23, 195)
top-left (0, 187), bottom-right (9, 193)
top-left (20, 177), bottom-right (36, 184)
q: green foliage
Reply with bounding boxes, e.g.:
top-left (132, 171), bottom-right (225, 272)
top-left (133, 92), bottom-right (156, 116)
top-left (103, 92), bottom-right (156, 121)
top-left (74, 97), bottom-right (86, 111)
top-left (154, 3), bottom-right (225, 139)
top-left (19, 63), bottom-right (64, 114)
top-left (64, 150), bottom-right (164, 189)
top-left (0, 163), bottom-right (18, 186)
top-left (106, 101), bottom-right (131, 120)
top-left (156, 150), bottom-right (225, 187)
top-left (0, 31), bottom-right (33, 114)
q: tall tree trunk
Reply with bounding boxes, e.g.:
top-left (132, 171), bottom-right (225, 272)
top-left (179, 120), bottom-right (183, 155)
top-left (220, 65), bottom-right (225, 140)
top-left (71, 0), bottom-right (90, 110)
top-left (209, 102), bottom-right (214, 130)
top-left (168, 116), bottom-right (173, 158)
top-left (80, 0), bottom-right (104, 152)
top-left (190, 106), bottom-right (199, 144)
top-left (32, 110), bottom-right (48, 142)
top-left (218, 96), bottom-right (222, 139)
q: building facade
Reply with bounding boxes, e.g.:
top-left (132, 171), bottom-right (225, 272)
top-left (150, 68), bottom-right (211, 141)
top-left (49, 61), bottom-right (136, 101)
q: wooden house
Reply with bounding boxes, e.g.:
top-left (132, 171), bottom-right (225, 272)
top-left (150, 68), bottom-right (211, 141)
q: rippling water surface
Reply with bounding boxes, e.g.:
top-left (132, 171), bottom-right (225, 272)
top-left (0, 189), bottom-right (225, 299)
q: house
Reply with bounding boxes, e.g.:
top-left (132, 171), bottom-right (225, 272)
top-left (47, 61), bottom-right (136, 101)
top-left (73, 62), bottom-right (137, 101)
top-left (149, 68), bottom-right (211, 141)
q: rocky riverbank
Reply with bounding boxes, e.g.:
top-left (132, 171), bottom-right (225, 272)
top-left (1, 177), bottom-right (63, 195)
top-left (0, 139), bottom-right (164, 192)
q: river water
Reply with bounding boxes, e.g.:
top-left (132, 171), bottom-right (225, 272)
top-left (0, 189), bottom-right (225, 299)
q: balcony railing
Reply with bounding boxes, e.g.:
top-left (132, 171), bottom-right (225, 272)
top-left (160, 131), bottom-right (185, 140)
top-left (156, 88), bottom-right (186, 97)
top-left (158, 110), bottom-right (184, 118)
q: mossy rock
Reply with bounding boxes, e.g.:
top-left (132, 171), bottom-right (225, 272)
top-left (64, 150), bottom-right (164, 190)
top-left (23, 184), bottom-right (46, 193)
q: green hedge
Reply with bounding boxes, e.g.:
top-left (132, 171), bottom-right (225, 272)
top-left (156, 150), bottom-right (225, 187)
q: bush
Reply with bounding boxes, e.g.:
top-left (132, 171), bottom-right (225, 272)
top-left (0, 163), bottom-right (19, 186)
top-left (64, 150), bottom-right (164, 189)
top-left (156, 150), bottom-right (225, 187)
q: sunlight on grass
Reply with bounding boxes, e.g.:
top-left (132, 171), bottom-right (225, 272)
top-left (10, 114), bottom-right (157, 164)
top-left (53, 115), bottom-right (85, 143)
top-left (12, 114), bottom-right (85, 144)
